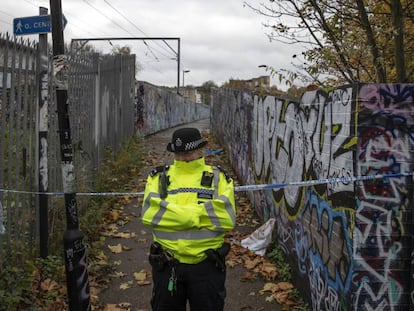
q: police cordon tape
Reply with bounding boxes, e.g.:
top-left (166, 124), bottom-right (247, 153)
top-left (0, 171), bottom-right (413, 197)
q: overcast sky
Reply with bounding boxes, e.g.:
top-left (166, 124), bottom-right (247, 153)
top-left (1, 0), bottom-right (301, 89)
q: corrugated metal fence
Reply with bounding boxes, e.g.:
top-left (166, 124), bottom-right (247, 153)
top-left (0, 33), bottom-right (136, 267)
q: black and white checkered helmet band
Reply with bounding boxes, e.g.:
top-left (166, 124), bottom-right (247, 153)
top-left (184, 139), bottom-right (204, 151)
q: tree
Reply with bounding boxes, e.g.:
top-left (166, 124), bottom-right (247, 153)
top-left (110, 44), bottom-right (143, 76)
top-left (198, 80), bottom-right (218, 105)
top-left (245, 0), bottom-right (414, 86)
top-left (111, 44), bottom-right (131, 55)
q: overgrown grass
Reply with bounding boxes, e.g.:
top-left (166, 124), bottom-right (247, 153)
top-left (0, 135), bottom-right (144, 311)
top-left (266, 242), bottom-right (310, 311)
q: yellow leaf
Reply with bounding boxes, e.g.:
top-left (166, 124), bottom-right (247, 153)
top-left (108, 243), bottom-right (123, 253)
top-left (134, 270), bottom-right (147, 282)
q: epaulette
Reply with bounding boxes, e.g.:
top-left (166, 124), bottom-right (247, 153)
top-left (150, 165), bottom-right (169, 177)
top-left (216, 165), bottom-right (231, 182)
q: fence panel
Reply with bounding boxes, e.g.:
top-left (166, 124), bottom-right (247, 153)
top-left (0, 36), bottom-right (137, 268)
top-left (0, 34), bottom-right (38, 265)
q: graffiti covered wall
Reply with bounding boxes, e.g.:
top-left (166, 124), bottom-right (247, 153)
top-left (211, 84), bottom-right (414, 310)
top-left (135, 81), bottom-right (210, 136)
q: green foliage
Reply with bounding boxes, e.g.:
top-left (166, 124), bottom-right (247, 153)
top-left (0, 260), bottom-right (36, 310)
top-left (95, 136), bottom-right (143, 193)
top-left (266, 243), bottom-right (311, 310)
top-left (266, 242), bottom-right (292, 282)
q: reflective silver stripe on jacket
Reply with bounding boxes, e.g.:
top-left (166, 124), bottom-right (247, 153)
top-left (213, 167), bottom-right (220, 198)
top-left (143, 168), bottom-right (234, 229)
top-left (152, 200), bottom-right (168, 227)
top-left (153, 229), bottom-right (224, 240)
top-left (142, 192), bottom-right (159, 216)
top-left (204, 194), bottom-right (236, 229)
top-left (167, 188), bottom-right (214, 195)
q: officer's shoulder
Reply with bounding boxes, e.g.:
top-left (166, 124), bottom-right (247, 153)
top-left (149, 165), bottom-right (169, 177)
top-left (215, 165), bottom-right (232, 182)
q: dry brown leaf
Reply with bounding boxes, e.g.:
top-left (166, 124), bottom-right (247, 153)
top-left (137, 280), bottom-right (151, 286)
top-left (108, 243), bottom-right (123, 253)
top-left (112, 232), bottom-right (136, 239)
top-left (111, 271), bottom-right (127, 278)
top-left (240, 271), bottom-right (256, 282)
top-left (122, 244), bottom-right (132, 251)
top-left (261, 262), bottom-right (278, 280)
top-left (244, 257), bottom-right (262, 270)
top-left (107, 210), bottom-right (120, 222)
top-left (40, 278), bottom-right (60, 292)
top-left (274, 292), bottom-right (290, 304)
top-left (103, 304), bottom-right (123, 311)
top-left (275, 282), bottom-right (294, 292)
top-left (119, 281), bottom-right (133, 290)
top-left (118, 302), bottom-right (132, 309)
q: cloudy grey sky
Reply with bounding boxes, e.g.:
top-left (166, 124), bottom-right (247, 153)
top-left (1, 0), bottom-right (300, 89)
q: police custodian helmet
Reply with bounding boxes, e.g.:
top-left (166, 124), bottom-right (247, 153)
top-left (167, 128), bottom-right (208, 153)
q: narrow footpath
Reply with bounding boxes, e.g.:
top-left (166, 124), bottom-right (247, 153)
top-left (97, 119), bottom-right (284, 311)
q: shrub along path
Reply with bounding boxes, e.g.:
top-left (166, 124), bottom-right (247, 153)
top-left (95, 118), bottom-right (301, 311)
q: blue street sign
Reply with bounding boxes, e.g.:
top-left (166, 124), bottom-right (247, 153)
top-left (13, 14), bottom-right (67, 35)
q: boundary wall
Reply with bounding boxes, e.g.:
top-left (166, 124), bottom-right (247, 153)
top-left (135, 81), bottom-right (210, 136)
top-left (211, 83), bottom-right (414, 310)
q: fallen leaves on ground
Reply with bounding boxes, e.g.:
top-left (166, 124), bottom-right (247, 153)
top-left (223, 185), bottom-right (298, 309)
top-left (259, 282), bottom-right (296, 306)
top-left (134, 269), bottom-right (151, 286)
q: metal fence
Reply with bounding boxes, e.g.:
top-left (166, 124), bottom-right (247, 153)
top-left (0, 33), bottom-right (136, 267)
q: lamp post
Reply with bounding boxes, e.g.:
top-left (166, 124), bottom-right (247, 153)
top-left (182, 69), bottom-right (190, 87)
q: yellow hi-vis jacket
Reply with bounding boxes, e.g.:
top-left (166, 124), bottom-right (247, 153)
top-left (141, 157), bottom-right (236, 264)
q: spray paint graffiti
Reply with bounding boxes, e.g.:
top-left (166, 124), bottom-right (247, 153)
top-left (299, 189), bottom-right (353, 310)
top-left (211, 83), bottom-right (414, 310)
top-left (251, 87), bottom-right (356, 218)
top-left (352, 84), bottom-right (414, 310)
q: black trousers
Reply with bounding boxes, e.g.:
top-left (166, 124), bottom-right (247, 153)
top-left (151, 259), bottom-right (226, 311)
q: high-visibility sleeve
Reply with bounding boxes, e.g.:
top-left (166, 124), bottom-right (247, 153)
top-left (199, 177), bottom-right (235, 231)
top-left (141, 176), bottom-right (203, 231)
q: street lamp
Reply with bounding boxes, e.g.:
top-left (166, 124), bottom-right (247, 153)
top-left (183, 69), bottom-right (190, 87)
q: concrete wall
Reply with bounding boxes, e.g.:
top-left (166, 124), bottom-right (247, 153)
top-left (211, 83), bottom-right (414, 310)
top-left (135, 81), bottom-right (210, 136)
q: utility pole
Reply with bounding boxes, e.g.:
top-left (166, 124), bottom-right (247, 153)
top-left (49, 1), bottom-right (91, 310)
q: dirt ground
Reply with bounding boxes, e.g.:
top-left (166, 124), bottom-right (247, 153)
top-left (97, 119), bottom-right (285, 311)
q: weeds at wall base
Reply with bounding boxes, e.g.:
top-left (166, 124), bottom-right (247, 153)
top-left (0, 136), bottom-right (143, 310)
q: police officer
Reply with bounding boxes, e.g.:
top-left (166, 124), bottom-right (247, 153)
top-left (141, 127), bottom-right (236, 311)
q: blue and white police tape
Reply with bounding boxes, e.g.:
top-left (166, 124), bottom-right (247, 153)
top-left (234, 171), bottom-right (414, 192)
top-left (0, 171), bottom-right (412, 196)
